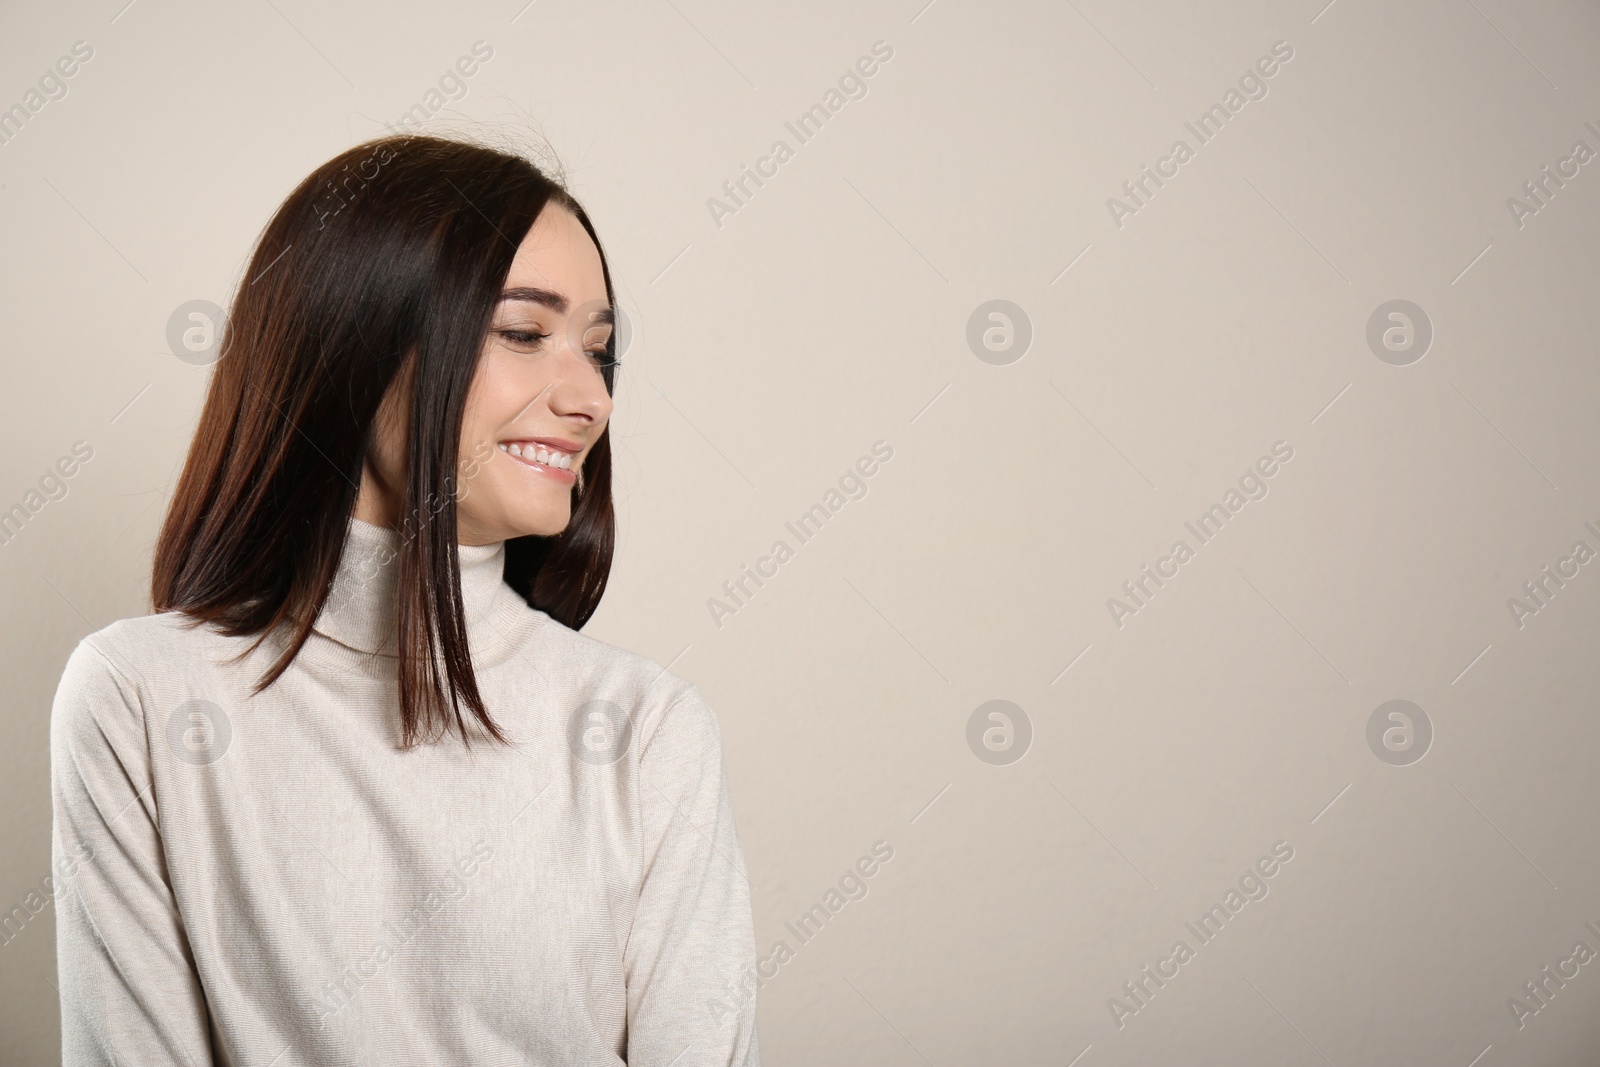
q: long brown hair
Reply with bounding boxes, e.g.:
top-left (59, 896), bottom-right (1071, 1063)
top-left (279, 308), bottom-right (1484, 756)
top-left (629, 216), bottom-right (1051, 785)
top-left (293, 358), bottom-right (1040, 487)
top-left (152, 132), bottom-right (618, 749)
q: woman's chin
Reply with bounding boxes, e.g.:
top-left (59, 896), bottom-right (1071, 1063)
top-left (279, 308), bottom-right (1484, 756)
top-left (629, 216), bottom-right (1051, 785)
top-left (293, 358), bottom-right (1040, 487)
top-left (463, 507), bottom-right (571, 542)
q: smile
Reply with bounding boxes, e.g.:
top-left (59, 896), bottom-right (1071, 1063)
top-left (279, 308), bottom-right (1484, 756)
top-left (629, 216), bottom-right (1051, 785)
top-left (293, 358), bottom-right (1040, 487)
top-left (499, 439), bottom-right (579, 484)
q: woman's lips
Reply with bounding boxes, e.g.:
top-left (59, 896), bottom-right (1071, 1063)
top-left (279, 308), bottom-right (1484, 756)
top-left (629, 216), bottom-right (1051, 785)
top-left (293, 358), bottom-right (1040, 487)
top-left (499, 440), bottom-right (578, 485)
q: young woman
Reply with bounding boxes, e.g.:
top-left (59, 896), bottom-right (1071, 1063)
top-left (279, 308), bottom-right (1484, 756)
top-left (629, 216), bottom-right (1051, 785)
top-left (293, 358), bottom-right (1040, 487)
top-left (49, 133), bottom-right (761, 1065)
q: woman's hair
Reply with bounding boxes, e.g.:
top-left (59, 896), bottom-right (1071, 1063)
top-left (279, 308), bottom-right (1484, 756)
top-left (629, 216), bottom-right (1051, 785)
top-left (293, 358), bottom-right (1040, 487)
top-left (151, 132), bottom-right (617, 749)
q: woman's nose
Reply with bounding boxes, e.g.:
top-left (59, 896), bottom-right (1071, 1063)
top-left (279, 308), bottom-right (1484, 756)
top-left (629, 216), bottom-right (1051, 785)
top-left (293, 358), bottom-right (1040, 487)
top-left (544, 331), bottom-right (612, 421)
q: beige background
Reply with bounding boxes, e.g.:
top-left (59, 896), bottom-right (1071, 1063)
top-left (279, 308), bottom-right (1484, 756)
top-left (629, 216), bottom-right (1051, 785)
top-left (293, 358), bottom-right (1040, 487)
top-left (5, 0), bottom-right (1600, 1063)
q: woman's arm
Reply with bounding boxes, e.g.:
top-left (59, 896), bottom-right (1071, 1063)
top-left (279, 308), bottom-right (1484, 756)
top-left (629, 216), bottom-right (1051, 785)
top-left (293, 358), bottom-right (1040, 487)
top-left (625, 685), bottom-right (762, 1066)
top-left (50, 636), bottom-right (216, 1066)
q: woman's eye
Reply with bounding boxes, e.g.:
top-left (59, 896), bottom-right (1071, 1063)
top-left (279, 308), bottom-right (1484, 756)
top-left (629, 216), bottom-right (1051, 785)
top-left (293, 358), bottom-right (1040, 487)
top-left (500, 329), bottom-right (549, 348)
top-left (499, 329), bottom-right (617, 369)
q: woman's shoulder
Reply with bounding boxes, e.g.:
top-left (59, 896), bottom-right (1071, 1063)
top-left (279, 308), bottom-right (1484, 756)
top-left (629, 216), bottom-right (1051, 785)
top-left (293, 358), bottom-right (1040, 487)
top-left (54, 609), bottom-right (271, 709)
top-left (69, 609), bottom-right (243, 668)
top-left (49, 611), bottom-right (216, 749)
top-left (520, 610), bottom-right (710, 744)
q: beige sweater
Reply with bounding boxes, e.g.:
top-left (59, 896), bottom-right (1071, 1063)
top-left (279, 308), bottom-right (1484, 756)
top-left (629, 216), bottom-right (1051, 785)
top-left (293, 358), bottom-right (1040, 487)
top-left (49, 516), bottom-right (761, 1065)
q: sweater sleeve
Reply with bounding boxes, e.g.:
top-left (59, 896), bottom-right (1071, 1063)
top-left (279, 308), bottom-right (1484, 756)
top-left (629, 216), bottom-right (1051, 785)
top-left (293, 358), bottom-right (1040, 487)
top-left (624, 685), bottom-right (762, 1066)
top-left (50, 636), bottom-right (216, 1066)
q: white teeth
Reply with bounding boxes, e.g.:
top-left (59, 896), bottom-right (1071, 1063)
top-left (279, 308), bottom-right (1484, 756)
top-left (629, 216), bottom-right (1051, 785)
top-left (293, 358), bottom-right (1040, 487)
top-left (502, 442), bottom-right (576, 469)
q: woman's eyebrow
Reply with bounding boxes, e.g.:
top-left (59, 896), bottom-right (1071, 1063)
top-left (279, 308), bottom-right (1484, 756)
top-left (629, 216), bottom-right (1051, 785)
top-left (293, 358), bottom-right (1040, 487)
top-left (499, 287), bottom-right (614, 325)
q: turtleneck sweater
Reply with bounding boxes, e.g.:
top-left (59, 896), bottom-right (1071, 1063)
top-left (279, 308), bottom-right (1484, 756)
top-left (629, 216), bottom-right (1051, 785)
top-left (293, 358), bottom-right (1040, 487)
top-left (49, 515), bottom-right (761, 1066)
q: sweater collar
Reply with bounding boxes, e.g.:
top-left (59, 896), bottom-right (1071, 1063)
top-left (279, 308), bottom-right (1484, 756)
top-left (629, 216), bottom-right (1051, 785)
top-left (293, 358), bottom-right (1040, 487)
top-left (312, 515), bottom-right (517, 659)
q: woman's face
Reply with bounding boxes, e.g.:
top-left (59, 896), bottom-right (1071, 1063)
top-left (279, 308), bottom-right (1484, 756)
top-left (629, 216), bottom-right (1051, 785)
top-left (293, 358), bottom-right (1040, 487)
top-left (357, 203), bottom-right (615, 545)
